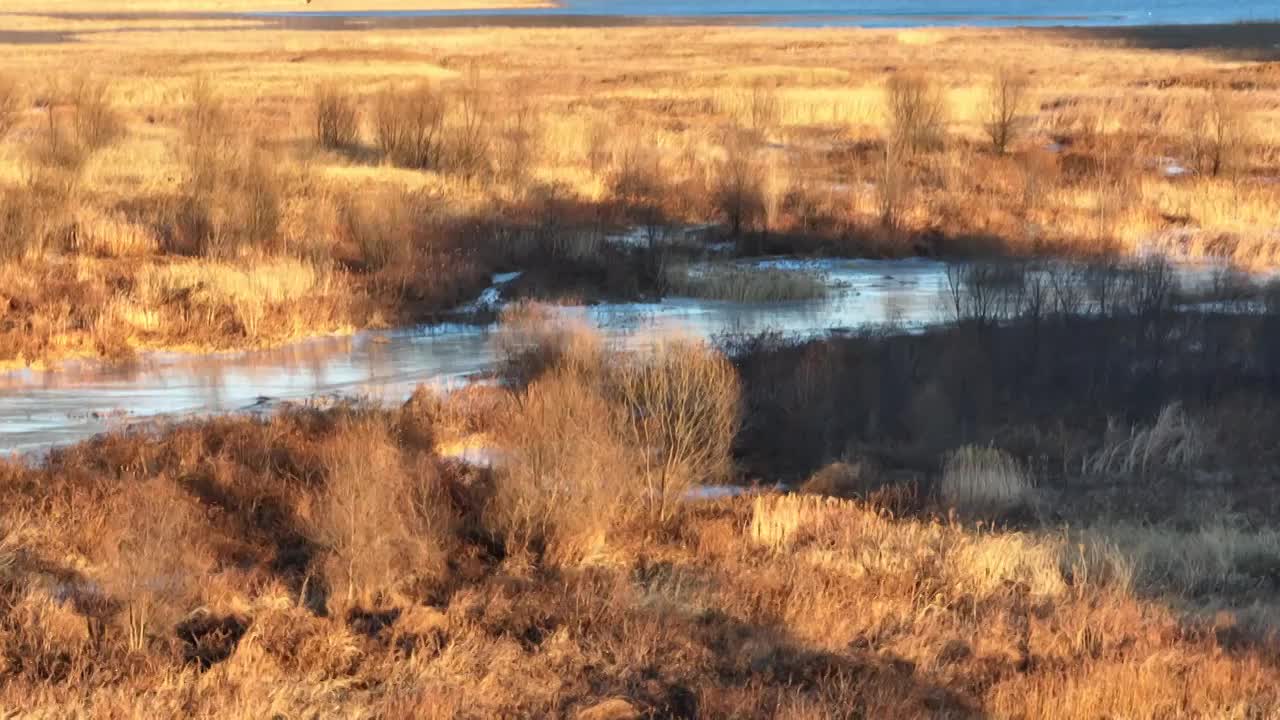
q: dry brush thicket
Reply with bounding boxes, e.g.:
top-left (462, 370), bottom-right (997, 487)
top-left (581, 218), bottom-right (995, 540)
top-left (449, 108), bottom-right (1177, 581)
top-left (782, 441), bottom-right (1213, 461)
top-left (5, 305), bottom-right (1280, 715)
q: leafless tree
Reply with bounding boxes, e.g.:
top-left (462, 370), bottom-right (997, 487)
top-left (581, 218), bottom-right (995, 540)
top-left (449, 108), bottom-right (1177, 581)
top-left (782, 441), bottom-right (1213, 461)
top-left (984, 67), bottom-right (1030, 154)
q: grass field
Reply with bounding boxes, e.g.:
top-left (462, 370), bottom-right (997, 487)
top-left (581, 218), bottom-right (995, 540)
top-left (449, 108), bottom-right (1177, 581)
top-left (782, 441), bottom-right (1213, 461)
top-left (0, 16), bottom-right (1278, 365)
top-left (5, 15), bottom-right (1280, 712)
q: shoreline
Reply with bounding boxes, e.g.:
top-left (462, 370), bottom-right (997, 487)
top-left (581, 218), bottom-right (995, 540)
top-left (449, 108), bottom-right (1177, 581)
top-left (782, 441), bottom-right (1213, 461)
top-left (3, 9), bottom-right (1278, 32)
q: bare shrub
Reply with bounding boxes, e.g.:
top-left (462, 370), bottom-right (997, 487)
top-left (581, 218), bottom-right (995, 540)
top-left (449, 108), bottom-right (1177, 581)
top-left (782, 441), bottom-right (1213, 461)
top-left (493, 301), bottom-right (604, 386)
top-left (1190, 87), bottom-right (1250, 178)
top-left (944, 261), bottom-right (1029, 325)
top-left (726, 79), bottom-right (781, 132)
top-left (492, 368), bottom-right (632, 564)
top-left (373, 81), bottom-right (446, 169)
top-left (1120, 256), bottom-right (1177, 319)
top-left (316, 415), bottom-right (452, 610)
top-left (497, 81), bottom-right (541, 183)
top-left (615, 338), bottom-right (741, 524)
top-left (99, 479), bottom-right (208, 653)
top-left (178, 141), bottom-right (284, 258)
top-left (0, 170), bottom-right (77, 260)
top-left (1263, 278), bottom-right (1280, 314)
top-left (586, 118), bottom-right (612, 175)
top-left (877, 145), bottom-right (911, 230)
top-left (884, 72), bottom-right (947, 154)
top-left (984, 67), bottom-right (1029, 154)
top-left (338, 189), bottom-right (423, 272)
top-left (940, 446), bottom-right (1033, 515)
top-left (173, 79), bottom-right (283, 257)
top-left (493, 312), bottom-right (739, 531)
top-left (180, 76), bottom-right (233, 189)
top-left (31, 105), bottom-right (90, 173)
top-left (313, 83), bottom-right (360, 151)
top-left (444, 66), bottom-right (492, 180)
top-left (1085, 402), bottom-right (1206, 477)
top-left (713, 128), bottom-right (767, 236)
top-left (0, 74), bottom-right (23, 140)
top-left (67, 74), bottom-right (124, 152)
top-left (609, 138), bottom-right (666, 225)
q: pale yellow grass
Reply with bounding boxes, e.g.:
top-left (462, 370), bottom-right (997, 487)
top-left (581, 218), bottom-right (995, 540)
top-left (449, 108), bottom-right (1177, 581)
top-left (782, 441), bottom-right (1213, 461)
top-left (4, 0), bottom-right (553, 12)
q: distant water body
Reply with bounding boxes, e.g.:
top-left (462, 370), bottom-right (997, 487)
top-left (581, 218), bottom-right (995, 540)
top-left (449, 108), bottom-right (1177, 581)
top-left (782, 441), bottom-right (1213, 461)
top-left (251, 0), bottom-right (1280, 28)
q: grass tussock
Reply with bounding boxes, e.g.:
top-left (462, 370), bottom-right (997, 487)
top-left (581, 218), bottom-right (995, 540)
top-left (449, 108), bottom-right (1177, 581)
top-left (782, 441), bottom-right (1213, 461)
top-left (1086, 402), bottom-right (1208, 477)
top-left (940, 445), bottom-right (1034, 516)
top-left (665, 263), bottom-right (828, 302)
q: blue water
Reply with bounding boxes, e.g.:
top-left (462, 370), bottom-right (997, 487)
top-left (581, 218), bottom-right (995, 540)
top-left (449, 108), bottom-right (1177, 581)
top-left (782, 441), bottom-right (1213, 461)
top-left (256, 0), bottom-right (1280, 27)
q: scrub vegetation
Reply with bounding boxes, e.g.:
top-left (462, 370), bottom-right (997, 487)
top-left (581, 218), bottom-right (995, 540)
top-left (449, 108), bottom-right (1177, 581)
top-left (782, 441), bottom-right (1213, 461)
top-left (6, 13), bottom-right (1280, 717)
top-left (7, 294), bottom-right (1280, 716)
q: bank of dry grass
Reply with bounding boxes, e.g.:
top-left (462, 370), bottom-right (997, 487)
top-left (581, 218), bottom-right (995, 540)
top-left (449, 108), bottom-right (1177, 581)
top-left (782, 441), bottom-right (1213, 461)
top-left (4, 315), bottom-right (1280, 716)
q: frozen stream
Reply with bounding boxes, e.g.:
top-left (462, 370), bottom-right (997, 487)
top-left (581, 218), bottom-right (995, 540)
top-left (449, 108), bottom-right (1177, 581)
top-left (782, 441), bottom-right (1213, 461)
top-left (0, 257), bottom-right (1221, 454)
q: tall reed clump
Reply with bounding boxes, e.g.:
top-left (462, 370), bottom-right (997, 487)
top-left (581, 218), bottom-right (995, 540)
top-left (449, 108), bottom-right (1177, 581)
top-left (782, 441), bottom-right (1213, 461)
top-left (313, 83), bottom-right (360, 151)
top-left (0, 172), bottom-right (77, 260)
top-left (316, 415), bottom-right (453, 611)
top-left (940, 445), bottom-right (1033, 516)
top-left (373, 81), bottom-right (445, 169)
top-left (884, 72), bottom-right (947, 155)
top-left (1085, 402), bottom-right (1206, 477)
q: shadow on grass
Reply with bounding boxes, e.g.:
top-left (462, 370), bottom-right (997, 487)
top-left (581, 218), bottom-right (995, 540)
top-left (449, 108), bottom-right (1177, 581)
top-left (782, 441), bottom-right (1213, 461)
top-left (1045, 22), bottom-right (1280, 62)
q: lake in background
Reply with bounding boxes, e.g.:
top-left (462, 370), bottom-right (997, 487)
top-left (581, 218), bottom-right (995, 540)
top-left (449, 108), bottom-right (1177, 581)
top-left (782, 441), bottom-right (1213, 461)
top-left (252, 0), bottom-right (1280, 27)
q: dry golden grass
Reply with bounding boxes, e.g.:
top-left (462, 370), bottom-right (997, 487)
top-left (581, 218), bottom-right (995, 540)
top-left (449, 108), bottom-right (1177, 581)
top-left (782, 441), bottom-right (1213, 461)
top-left (4, 0), bottom-right (552, 12)
top-left (0, 255), bottom-right (357, 369)
top-left (1, 17), bottom-right (1278, 367)
top-left (3, 385), bottom-right (1280, 716)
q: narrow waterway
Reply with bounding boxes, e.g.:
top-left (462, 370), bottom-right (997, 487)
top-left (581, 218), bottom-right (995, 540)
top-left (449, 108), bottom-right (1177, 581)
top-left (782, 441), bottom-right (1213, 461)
top-left (0, 257), bottom-right (953, 453)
